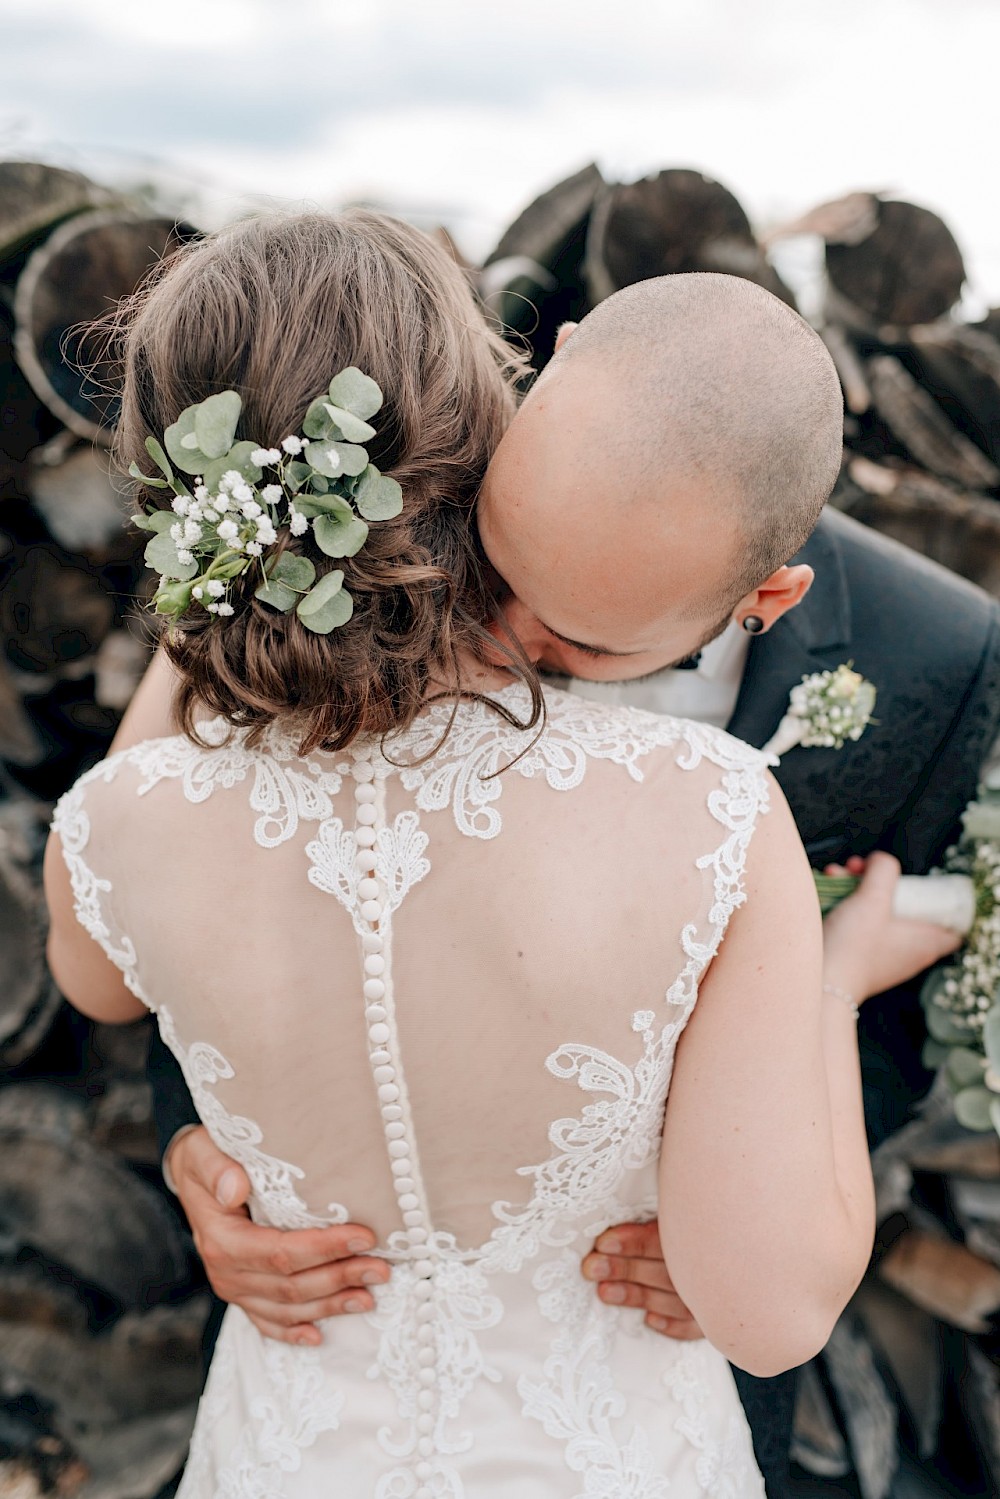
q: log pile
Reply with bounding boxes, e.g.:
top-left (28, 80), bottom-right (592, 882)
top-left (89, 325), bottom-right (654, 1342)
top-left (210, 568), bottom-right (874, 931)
top-left (0, 163), bottom-right (206, 1499)
top-left (486, 173), bottom-right (1000, 1496)
top-left (6, 154), bottom-right (1000, 1497)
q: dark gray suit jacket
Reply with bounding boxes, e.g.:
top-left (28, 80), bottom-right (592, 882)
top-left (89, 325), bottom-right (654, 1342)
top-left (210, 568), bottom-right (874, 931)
top-left (147, 506), bottom-right (1000, 1495)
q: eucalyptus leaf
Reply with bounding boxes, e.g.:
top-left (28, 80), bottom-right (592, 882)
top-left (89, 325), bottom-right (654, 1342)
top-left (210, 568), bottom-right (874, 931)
top-left (322, 403), bottom-right (376, 443)
top-left (144, 532), bottom-right (198, 581)
top-left (297, 569), bottom-right (355, 634)
top-left (308, 474), bottom-right (330, 494)
top-left (193, 391), bottom-right (242, 460)
top-left (200, 442), bottom-right (264, 491)
top-left (954, 1086), bottom-right (996, 1132)
top-left (255, 577), bottom-right (298, 612)
top-left (328, 367), bottom-right (382, 420)
top-left (164, 404), bottom-right (210, 475)
top-left (143, 511), bottom-right (178, 535)
top-left (302, 397), bottom-right (335, 442)
top-left (355, 466), bottom-right (403, 521)
top-left (129, 461), bottom-right (169, 490)
top-left (330, 442), bottom-right (369, 477)
top-left (285, 460), bottom-right (312, 495)
top-left (314, 511), bottom-right (369, 558)
top-left (307, 441), bottom-right (347, 480)
top-left (983, 1006), bottom-right (1000, 1069)
top-left (991, 1099), bottom-right (1000, 1139)
top-left (144, 436), bottom-right (175, 483)
top-left (271, 553), bottom-right (316, 591)
top-left (922, 1039), bottom-right (950, 1071)
top-left (924, 1001), bottom-right (976, 1045)
top-left (298, 586), bottom-right (354, 634)
top-left (945, 1047), bottom-right (987, 1091)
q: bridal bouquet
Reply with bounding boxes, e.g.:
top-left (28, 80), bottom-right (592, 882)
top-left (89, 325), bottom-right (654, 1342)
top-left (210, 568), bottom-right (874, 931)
top-left (815, 780), bottom-right (1000, 1137)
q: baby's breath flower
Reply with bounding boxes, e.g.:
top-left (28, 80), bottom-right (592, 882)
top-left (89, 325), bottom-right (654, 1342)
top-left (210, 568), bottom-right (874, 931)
top-left (250, 447), bottom-right (281, 466)
top-left (214, 494), bottom-right (231, 513)
top-left (183, 519), bottom-right (203, 544)
top-left (206, 580), bottom-right (225, 598)
top-left (241, 500), bottom-right (262, 519)
top-left (194, 484), bottom-right (210, 502)
top-left (217, 519), bottom-right (239, 543)
top-left (192, 585), bottom-right (204, 600)
top-left (176, 547), bottom-right (195, 566)
top-left (281, 435), bottom-right (303, 455)
top-left (289, 508), bottom-right (308, 537)
top-left (246, 540), bottom-right (264, 557)
top-left (170, 522), bottom-right (183, 542)
top-left (171, 496), bottom-right (189, 516)
top-left (232, 482), bottom-right (253, 504)
top-left (216, 601), bottom-right (235, 616)
top-left (205, 602), bottom-right (219, 614)
top-left (261, 484), bottom-right (282, 505)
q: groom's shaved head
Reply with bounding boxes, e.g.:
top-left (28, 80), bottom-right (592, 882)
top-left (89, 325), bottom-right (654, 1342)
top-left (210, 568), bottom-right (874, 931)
top-left (479, 272), bottom-right (843, 679)
top-left (543, 273), bottom-right (842, 602)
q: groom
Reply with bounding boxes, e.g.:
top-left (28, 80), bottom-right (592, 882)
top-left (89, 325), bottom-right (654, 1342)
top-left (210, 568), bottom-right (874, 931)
top-left (148, 289), bottom-right (1000, 1497)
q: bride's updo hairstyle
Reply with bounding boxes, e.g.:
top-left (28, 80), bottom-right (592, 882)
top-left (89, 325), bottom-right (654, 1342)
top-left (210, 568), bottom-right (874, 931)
top-left (115, 210), bottom-right (536, 753)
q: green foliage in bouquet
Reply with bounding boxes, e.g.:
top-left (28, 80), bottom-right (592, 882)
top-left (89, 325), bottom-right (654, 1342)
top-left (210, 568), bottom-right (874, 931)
top-left (919, 780), bottom-right (1000, 1135)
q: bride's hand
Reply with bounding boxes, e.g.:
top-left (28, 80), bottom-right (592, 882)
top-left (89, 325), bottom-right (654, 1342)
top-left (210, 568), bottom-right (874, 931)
top-left (821, 852), bottom-right (961, 1004)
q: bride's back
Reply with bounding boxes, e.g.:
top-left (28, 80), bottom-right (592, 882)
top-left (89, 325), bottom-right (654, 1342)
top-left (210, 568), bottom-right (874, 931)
top-left (57, 684), bottom-right (767, 1257)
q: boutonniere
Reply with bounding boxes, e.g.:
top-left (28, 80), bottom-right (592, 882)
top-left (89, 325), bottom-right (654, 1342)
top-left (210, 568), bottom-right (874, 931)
top-left (761, 663), bottom-right (877, 759)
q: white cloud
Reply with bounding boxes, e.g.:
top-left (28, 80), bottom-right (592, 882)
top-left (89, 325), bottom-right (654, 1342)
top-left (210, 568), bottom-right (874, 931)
top-left (2, 0), bottom-right (999, 295)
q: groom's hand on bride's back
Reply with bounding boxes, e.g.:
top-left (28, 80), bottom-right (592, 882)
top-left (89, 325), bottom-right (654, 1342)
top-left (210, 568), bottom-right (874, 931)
top-left (168, 1126), bottom-right (388, 1345)
top-left (582, 1221), bottom-right (703, 1340)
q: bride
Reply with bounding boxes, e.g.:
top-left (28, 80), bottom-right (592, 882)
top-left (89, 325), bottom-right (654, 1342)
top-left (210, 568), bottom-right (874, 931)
top-left (44, 210), bottom-right (955, 1498)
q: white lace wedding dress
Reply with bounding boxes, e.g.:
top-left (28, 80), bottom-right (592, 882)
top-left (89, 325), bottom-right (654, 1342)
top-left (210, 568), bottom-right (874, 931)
top-left (54, 682), bottom-right (772, 1498)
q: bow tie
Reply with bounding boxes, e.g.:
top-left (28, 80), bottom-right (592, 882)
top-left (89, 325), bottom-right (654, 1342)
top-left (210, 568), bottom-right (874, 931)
top-left (673, 652), bottom-right (702, 671)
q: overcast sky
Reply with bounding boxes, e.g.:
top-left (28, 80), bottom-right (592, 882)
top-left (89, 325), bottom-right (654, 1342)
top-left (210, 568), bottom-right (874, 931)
top-left (3, 0), bottom-right (999, 303)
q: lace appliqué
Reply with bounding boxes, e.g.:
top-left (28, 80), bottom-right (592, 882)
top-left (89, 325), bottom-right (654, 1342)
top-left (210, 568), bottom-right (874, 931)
top-left (306, 808), bottom-right (430, 927)
top-left (520, 1253), bottom-right (670, 1498)
top-left (127, 717), bottom-right (344, 847)
top-left (213, 1334), bottom-right (344, 1499)
top-left (51, 781), bottom-right (145, 1002)
top-left (157, 1007), bottom-right (348, 1230)
top-left (368, 1253), bottom-right (503, 1497)
top-left (661, 1343), bottom-right (762, 1498)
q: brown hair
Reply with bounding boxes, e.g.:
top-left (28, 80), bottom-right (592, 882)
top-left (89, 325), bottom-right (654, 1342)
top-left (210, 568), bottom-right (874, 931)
top-left (114, 209), bottom-right (537, 753)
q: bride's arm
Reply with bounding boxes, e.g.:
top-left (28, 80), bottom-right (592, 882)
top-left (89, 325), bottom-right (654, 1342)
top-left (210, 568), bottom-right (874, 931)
top-left (657, 781), bottom-right (952, 1378)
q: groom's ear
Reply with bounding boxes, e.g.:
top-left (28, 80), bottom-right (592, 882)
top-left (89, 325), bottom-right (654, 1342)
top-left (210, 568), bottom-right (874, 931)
top-left (554, 322), bottom-right (579, 354)
top-left (733, 564), bottom-right (814, 634)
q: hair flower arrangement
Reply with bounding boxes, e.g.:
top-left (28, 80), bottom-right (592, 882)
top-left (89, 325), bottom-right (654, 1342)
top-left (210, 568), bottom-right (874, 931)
top-left (129, 368), bottom-right (403, 634)
top-left (761, 663), bottom-right (877, 759)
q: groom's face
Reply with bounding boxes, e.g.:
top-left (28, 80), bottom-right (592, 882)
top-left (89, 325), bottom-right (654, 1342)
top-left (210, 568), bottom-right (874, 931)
top-left (478, 364), bottom-right (740, 682)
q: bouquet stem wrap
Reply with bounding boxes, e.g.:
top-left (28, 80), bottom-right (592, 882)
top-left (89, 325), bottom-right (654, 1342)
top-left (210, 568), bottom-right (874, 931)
top-left (814, 872), bottom-right (976, 935)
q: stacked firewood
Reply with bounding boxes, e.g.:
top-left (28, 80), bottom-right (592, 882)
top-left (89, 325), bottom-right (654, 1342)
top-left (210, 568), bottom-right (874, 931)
top-left (6, 154), bottom-right (1000, 1496)
top-left (483, 170), bottom-right (1000, 1496)
top-left (0, 162), bottom-right (207, 1498)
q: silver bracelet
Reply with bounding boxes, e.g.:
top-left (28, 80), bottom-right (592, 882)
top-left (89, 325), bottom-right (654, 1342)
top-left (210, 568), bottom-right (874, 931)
top-left (823, 983), bottom-right (860, 1020)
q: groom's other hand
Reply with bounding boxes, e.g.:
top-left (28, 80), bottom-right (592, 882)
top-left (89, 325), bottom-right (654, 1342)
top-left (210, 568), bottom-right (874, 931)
top-left (582, 1221), bottom-right (703, 1339)
top-left (168, 1126), bottom-right (389, 1345)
